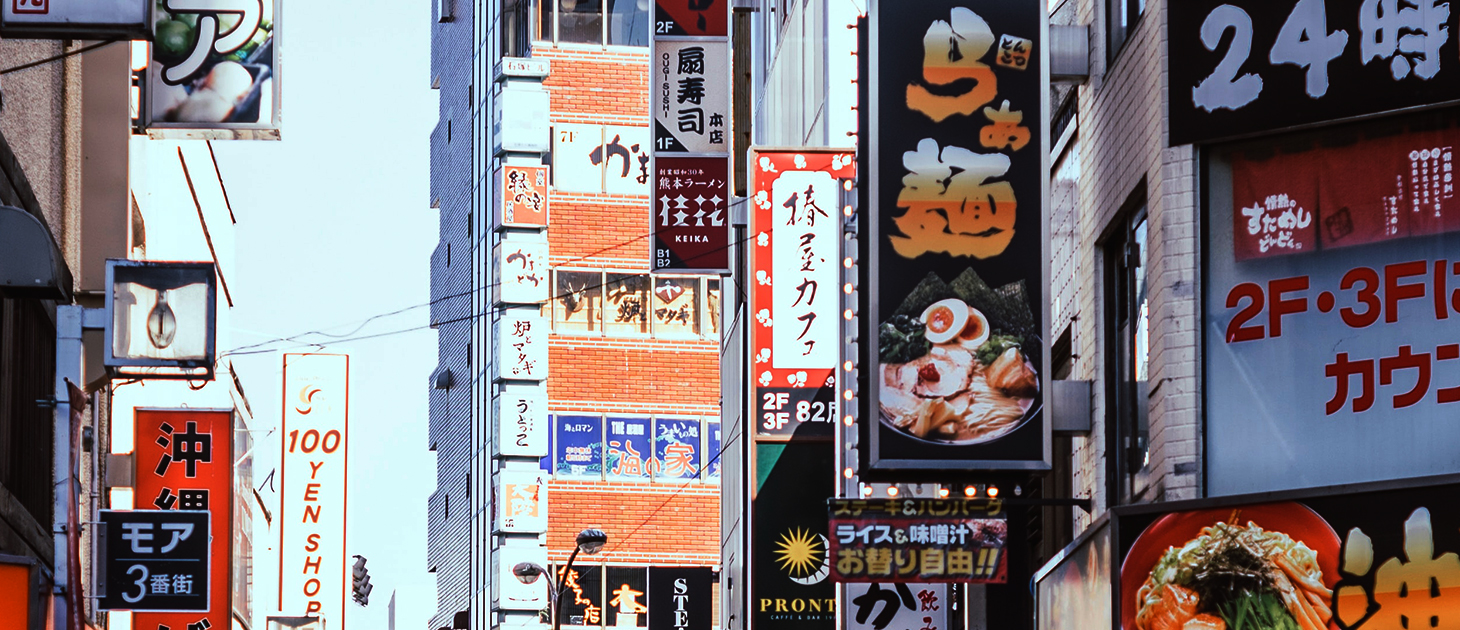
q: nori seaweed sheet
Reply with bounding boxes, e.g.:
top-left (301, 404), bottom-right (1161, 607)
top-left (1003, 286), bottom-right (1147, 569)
top-left (888, 268), bottom-right (1042, 369)
top-left (891, 272), bottom-right (958, 318)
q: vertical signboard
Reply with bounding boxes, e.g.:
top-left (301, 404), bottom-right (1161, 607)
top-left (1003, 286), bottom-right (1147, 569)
top-left (99, 510), bottom-right (211, 612)
top-left (497, 165), bottom-right (550, 228)
top-left (495, 309), bottom-right (549, 381)
top-left (651, 0), bottom-right (731, 275)
top-left (497, 388), bottom-right (549, 458)
top-left (1168, 0), bottom-right (1460, 146)
top-left (752, 442), bottom-right (836, 630)
top-left (1205, 113), bottom-right (1460, 495)
top-left (279, 353), bottom-right (349, 626)
top-left (495, 239), bottom-right (550, 305)
top-left (132, 409), bottom-right (232, 630)
top-left (861, 0), bottom-right (1049, 471)
top-left (143, 0), bottom-right (282, 137)
top-left (846, 583), bottom-right (949, 630)
top-left (749, 149), bottom-right (855, 439)
top-left (649, 567), bottom-right (714, 630)
top-left (495, 470), bottom-right (547, 533)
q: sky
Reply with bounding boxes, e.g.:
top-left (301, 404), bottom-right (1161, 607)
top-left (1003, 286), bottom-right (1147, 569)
top-left (207, 1), bottom-right (439, 627)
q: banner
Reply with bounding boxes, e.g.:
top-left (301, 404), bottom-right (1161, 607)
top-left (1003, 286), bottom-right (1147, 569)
top-left (1205, 115), bottom-right (1460, 495)
top-left (861, 0), bottom-right (1049, 471)
top-left (132, 409), bottom-right (232, 630)
top-left (1169, 0), bottom-right (1460, 146)
top-left (143, 0), bottom-right (281, 137)
top-left (827, 499), bottom-right (1008, 583)
top-left (749, 149), bottom-right (854, 439)
top-left (279, 354), bottom-right (348, 626)
top-left (556, 414), bottom-right (603, 479)
top-left (607, 415), bottom-right (653, 481)
top-left (649, 567), bottom-right (714, 630)
top-left (654, 417), bottom-right (701, 481)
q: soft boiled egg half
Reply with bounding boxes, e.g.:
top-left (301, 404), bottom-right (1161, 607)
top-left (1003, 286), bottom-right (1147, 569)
top-left (920, 298), bottom-right (992, 349)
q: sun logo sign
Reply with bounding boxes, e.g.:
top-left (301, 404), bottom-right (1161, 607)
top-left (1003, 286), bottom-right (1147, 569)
top-left (774, 527), bottom-right (831, 586)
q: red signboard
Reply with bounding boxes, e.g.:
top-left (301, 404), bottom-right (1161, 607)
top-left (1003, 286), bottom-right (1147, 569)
top-left (654, 0), bottom-right (726, 37)
top-left (133, 409), bottom-right (232, 629)
top-left (652, 156), bottom-right (730, 273)
top-left (498, 165), bottom-right (549, 228)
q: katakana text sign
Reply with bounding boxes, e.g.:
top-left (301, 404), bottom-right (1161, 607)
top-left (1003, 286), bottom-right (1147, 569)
top-left (654, 0), bottom-right (727, 37)
top-left (653, 156), bottom-right (731, 273)
top-left (495, 309), bottom-right (548, 381)
top-left (495, 239), bottom-right (550, 305)
top-left (144, 0), bottom-right (281, 135)
top-left (131, 409), bottom-right (231, 629)
top-left (827, 499), bottom-right (1009, 584)
top-left (863, 0), bottom-right (1049, 471)
top-left (750, 149), bottom-right (854, 440)
top-left (1205, 116), bottom-right (1460, 495)
top-left (1169, 0), bottom-right (1460, 146)
top-left (100, 510), bottom-right (210, 612)
top-left (653, 39), bottom-right (730, 154)
top-left (497, 165), bottom-right (549, 227)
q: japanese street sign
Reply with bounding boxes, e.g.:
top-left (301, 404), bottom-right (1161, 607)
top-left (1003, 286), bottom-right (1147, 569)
top-left (99, 510), bottom-right (210, 612)
top-left (654, 39), bottom-right (730, 154)
top-left (495, 239), bottom-right (550, 305)
top-left (132, 409), bottom-right (232, 630)
top-left (496, 388), bottom-right (548, 458)
top-left (497, 165), bottom-right (549, 228)
top-left (753, 442), bottom-right (836, 630)
top-left (862, 0), bottom-right (1050, 472)
top-left (652, 156), bottom-right (731, 273)
top-left (279, 354), bottom-right (349, 626)
top-left (143, 0), bottom-right (281, 138)
top-left (654, 0), bottom-right (727, 37)
top-left (653, 417), bottom-right (701, 481)
top-left (495, 470), bottom-right (546, 533)
top-left (1170, 0), bottom-right (1460, 146)
top-left (1112, 475), bottom-right (1460, 630)
top-left (827, 499), bottom-right (1009, 583)
top-left (607, 415), bottom-right (653, 481)
top-left (1205, 115), bottom-right (1460, 495)
top-left (749, 149), bottom-right (855, 440)
top-left (495, 309), bottom-right (548, 381)
top-left (846, 583), bottom-right (949, 630)
top-left (648, 567), bottom-right (714, 630)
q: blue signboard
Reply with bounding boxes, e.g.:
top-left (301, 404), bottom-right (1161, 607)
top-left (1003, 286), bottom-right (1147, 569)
top-left (654, 418), bottom-right (701, 481)
top-left (542, 415), bottom-right (555, 472)
top-left (704, 421), bottom-right (721, 482)
top-left (606, 416), bottom-right (652, 480)
top-left (556, 414), bottom-right (602, 478)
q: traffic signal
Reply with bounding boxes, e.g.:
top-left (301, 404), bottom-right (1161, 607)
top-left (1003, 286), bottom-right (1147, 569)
top-left (352, 555), bottom-right (374, 606)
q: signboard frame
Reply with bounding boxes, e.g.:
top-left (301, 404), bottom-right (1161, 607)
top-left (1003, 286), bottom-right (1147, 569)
top-left (1, 1), bottom-right (151, 39)
top-left (860, 0), bottom-right (1052, 473)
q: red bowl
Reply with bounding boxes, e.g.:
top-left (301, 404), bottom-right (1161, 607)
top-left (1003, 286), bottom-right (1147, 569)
top-left (1119, 501), bottom-right (1341, 630)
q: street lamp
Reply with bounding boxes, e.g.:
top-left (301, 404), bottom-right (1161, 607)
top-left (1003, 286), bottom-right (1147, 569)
top-left (512, 528), bottom-right (608, 630)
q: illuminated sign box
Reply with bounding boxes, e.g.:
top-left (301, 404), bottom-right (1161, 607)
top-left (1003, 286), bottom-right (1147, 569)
top-left (103, 259), bottom-right (218, 381)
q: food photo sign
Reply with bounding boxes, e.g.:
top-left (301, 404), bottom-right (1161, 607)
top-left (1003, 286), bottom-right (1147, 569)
top-left (860, 0), bottom-right (1049, 470)
top-left (143, 0), bottom-right (282, 137)
top-left (1111, 475), bottom-right (1460, 630)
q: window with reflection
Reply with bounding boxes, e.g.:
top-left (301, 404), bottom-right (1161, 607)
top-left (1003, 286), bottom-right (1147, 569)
top-left (557, 0), bottom-right (603, 44)
top-left (606, 0), bottom-right (648, 46)
top-left (652, 276), bottom-right (700, 338)
top-left (704, 278), bottom-right (722, 336)
top-left (554, 270), bottom-right (603, 334)
top-left (605, 273), bottom-right (650, 335)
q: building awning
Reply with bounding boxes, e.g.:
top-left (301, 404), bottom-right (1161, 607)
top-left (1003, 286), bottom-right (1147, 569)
top-left (0, 204), bottom-right (71, 301)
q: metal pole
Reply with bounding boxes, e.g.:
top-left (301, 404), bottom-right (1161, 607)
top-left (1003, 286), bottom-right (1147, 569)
top-left (555, 546), bottom-right (582, 630)
top-left (51, 305), bottom-right (82, 630)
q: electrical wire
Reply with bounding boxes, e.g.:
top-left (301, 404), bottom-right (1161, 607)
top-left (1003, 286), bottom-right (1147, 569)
top-left (0, 40), bottom-right (119, 75)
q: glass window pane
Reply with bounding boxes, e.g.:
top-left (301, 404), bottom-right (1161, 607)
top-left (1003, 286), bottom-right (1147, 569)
top-left (558, 0), bottom-right (603, 44)
top-left (606, 0), bottom-right (648, 46)
top-left (605, 273), bottom-right (650, 335)
top-left (704, 278), bottom-right (722, 337)
top-left (652, 276), bottom-right (700, 338)
top-left (541, 0), bottom-right (553, 41)
top-left (605, 567), bottom-right (648, 627)
top-left (555, 270), bottom-right (603, 333)
top-left (654, 417), bottom-right (701, 482)
top-left (605, 415), bottom-right (652, 480)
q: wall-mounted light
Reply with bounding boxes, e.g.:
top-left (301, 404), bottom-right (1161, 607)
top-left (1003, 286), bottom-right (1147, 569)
top-left (104, 260), bottom-right (217, 380)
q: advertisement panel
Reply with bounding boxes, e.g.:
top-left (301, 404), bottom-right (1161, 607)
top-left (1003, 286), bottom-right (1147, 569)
top-left (1204, 112), bottom-right (1460, 495)
top-left (497, 388), bottom-right (549, 458)
top-left (496, 309), bottom-right (549, 381)
top-left (652, 156), bottom-right (731, 273)
top-left (1169, 0), bottom-right (1460, 146)
top-left (99, 510), bottom-right (211, 612)
top-left (556, 414), bottom-right (603, 479)
top-left (495, 239), bottom-right (550, 305)
top-left (132, 408), bottom-right (232, 630)
top-left (1112, 476), bottom-right (1460, 630)
top-left (654, 417), bottom-right (701, 481)
top-left (826, 499), bottom-right (1008, 583)
top-left (497, 165), bottom-right (550, 228)
top-left (1034, 520), bottom-right (1112, 630)
top-left (749, 149), bottom-right (854, 440)
top-left (752, 442), bottom-right (835, 630)
top-left (653, 39), bottom-right (730, 154)
top-left (278, 353), bottom-right (348, 626)
top-left (846, 583), bottom-right (949, 630)
top-left (496, 546), bottom-right (549, 611)
top-left (496, 470), bottom-right (546, 533)
top-left (143, 0), bottom-right (281, 138)
top-left (648, 567), bottom-right (714, 630)
top-left (862, 0), bottom-right (1049, 471)
top-left (607, 415), bottom-right (653, 481)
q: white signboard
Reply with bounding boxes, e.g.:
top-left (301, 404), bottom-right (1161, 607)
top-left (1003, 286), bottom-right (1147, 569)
top-left (495, 470), bottom-right (546, 533)
top-left (653, 39), bottom-right (730, 154)
top-left (495, 546), bottom-right (549, 611)
top-left (495, 388), bottom-right (548, 457)
top-left (846, 583), bottom-right (949, 630)
top-left (279, 353), bottom-right (349, 626)
top-left (603, 125), bottom-right (651, 196)
top-left (495, 239), bottom-right (550, 305)
top-left (496, 84), bottom-right (551, 153)
top-left (771, 170), bottom-right (839, 369)
top-left (495, 309), bottom-right (548, 381)
top-left (553, 123), bottom-right (603, 193)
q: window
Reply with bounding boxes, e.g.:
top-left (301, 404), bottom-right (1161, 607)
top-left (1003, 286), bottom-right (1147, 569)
top-left (652, 276), bottom-right (701, 338)
top-left (1104, 200), bottom-right (1149, 504)
top-left (605, 273), bottom-right (651, 335)
top-left (554, 270), bottom-right (604, 333)
top-left (559, 0), bottom-right (604, 44)
top-left (1106, 0), bottom-right (1145, 62)
top-left (537, 0), bottom-right (647, 46)
top-left (557, 563), bottom-right (605, 626)
top-left (606, 0), bottom-right (648, 46)
top-left (553, 270), bottom-right (720, 339)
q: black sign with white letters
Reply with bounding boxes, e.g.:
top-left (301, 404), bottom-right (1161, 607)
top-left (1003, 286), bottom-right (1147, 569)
top-left (648, 567), bottom-right (713, 630)
top-left (1170, 0), bottom-right (1460, 146)
top-left (99, 510), bottom-right (210, 611)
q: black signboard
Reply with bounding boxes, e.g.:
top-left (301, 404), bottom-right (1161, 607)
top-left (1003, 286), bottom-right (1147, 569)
top-left (827, 499), bottom-right (1009, 583)
top-left (752, 442), bottom-right (835, 630)
top-left (861, 0), bottom-right (1049, 472)
top-left (1169, 0), bottom-right (1460, 146)
top-left (1112, 475), bottom-right (1460, 630)
top-left (99, 510), bottom-right (210, 611)
top-left (649, 567), bottom-right (713, 630)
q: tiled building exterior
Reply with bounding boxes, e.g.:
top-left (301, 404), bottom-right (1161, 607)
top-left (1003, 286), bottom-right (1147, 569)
top-left (428, 4), bottom-right (722, 630)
